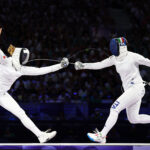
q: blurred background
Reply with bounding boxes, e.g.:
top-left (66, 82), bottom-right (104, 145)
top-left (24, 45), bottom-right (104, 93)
top-left (0, 0), bottom-right (150, 143)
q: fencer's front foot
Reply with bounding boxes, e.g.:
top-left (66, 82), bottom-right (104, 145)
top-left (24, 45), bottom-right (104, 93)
top-left (87, 128), bottom-right (106, 143)
top-left (38, 129), bottom-right (57, 143)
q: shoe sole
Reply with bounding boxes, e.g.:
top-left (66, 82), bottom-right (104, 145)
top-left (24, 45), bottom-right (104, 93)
top-left (87, 133), bottom-right (106, 143)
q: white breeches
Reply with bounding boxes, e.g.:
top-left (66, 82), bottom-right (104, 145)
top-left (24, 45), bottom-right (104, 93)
top-left (101, 83), bottom-right (150, 137)
top-left (110, 83), bottom-right (150, 124)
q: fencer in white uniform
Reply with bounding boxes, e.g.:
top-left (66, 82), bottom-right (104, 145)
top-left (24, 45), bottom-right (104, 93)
top-left (75, 37), bottom-right (150, 143)
top-left (0, 29), bottom-right (69, 142)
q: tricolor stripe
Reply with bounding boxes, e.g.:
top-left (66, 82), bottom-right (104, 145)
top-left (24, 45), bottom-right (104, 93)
top-left (121, 37), bottom-right (124, 43)
top-left (116, 37), bottom-right (126, 45)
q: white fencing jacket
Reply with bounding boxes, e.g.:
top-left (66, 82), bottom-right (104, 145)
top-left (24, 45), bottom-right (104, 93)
top-left (83, 51), bottom-right (150, 91)
top-left (0, 49), bottom-right (62, 93)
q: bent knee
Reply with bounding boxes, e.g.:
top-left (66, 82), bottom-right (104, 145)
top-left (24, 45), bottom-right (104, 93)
top-left (128, 117), bottom-right (139, 124)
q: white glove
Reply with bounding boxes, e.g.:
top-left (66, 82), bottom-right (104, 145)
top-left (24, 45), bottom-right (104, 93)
top-left (74, 61), bottom-right (84, 70)
top-left (60, 57), bottom-right (69, 68)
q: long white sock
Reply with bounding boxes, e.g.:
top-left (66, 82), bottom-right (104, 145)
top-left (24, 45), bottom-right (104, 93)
top-left (101, 110), bottom-right (119, 137)
top-left (20, 114), bottom-right (42, 137)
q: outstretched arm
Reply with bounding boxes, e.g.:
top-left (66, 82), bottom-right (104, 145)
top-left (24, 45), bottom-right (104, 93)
top-left (20, 64), bottom-right (62, 76)
top-left (20, 57), bottom-right (69, 76)
top-left (75, 56), bottom-right (115, 70)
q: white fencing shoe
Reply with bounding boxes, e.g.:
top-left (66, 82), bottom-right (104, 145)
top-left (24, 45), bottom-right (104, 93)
top-left (38, 129), bottom-right (57, 143)
top-left (87, 128), bottom-right (106, 143)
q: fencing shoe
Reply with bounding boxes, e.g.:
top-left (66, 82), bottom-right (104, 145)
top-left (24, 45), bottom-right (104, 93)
top-left (38, 129), bottom-right (57, 143)
top-left (87, 128), bottom-right (106, 143)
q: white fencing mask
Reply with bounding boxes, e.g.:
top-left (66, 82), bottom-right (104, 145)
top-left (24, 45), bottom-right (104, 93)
top-left (12, 48), bottom-right (30, 70)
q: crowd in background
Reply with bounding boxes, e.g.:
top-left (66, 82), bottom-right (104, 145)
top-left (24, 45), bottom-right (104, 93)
top-left (0, 0), bottom-right (150, 143)
top-left (0, 0), bottom-right (150, 105)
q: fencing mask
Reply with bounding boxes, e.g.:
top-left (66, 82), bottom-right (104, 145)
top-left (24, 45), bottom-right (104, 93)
top-left (11, 48), bottom-right (30, 70)
top-left (109, 37), bottom-right (128, 57)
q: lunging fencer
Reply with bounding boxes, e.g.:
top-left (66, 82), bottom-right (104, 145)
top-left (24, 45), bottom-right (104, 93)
top-left (0, 28), bottom-right (69, 143)
top-left (75, 37), bottom-right (150, 143)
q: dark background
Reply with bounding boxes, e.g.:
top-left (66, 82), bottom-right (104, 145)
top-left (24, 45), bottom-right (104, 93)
top-left (0, 0), bottom-right (150, 143)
